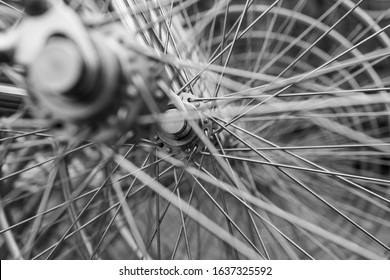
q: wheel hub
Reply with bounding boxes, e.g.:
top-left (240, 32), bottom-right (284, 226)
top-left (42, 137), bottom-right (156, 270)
top-left (0, 1), bottom-right (170, 142)
top-left (0, 0), bottom-right (216, 157)
top-left (154, 92), bottom-right (214, 158)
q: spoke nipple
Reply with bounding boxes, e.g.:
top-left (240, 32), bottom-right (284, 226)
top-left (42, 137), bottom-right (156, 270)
top-left (127, 129), bottom-right (136, 139)
top-left (107, 115), bottom-right (118, 125)
top-left (184, 147), bottom-right (191, 153)
top-left (155, 89), bottom-right (165, 99)
top-left (126, 85), bottom-right (138, 98)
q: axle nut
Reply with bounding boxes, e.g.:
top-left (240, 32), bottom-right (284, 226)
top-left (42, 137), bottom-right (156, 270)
top-left (159, 109), bottom-right (186, 135)
top-left (29, 37), bottom-right (84, 97)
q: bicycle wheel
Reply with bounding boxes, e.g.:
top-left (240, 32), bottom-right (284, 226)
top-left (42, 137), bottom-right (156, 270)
top-left (0, 0), bottom-right (389, 260)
